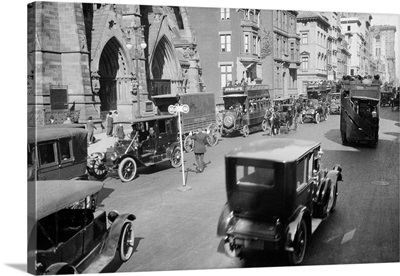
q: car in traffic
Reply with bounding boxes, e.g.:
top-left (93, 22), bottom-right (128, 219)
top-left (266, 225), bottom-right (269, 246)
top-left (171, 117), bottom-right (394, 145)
top-left (28, 125), bottom-right (90, 181)
top-left (328, 92), bottom-right (341, 114)
top-left (87, 115), bottom-right (182, 182)
top-left (217, 139), bottom-right (343, 265)
top-left (28, 180), bottom-right (136, 274)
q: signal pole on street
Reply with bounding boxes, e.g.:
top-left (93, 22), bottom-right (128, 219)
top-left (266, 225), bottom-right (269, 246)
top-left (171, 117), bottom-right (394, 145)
top-left (168, 104), bottom-right (191, 191)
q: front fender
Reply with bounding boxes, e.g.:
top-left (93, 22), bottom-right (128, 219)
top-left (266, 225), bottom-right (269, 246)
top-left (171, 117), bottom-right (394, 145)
top-left (166, 142), bottom-right (180, 159)
top-left (217, 203), bottom-right (234, 237)
top-left (284, 206), bottom-right (310, 252)
top-left (101, 213), bottom-right (136, 257)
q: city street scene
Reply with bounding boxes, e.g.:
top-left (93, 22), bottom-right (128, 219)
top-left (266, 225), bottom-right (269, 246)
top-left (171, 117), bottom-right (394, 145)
top-left (26, 2), bottom-right (399, 275)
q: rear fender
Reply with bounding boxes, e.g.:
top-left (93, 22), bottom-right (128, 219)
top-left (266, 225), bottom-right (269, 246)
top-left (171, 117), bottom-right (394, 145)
top-left (166, 142), bottom-right (180, 159)
top-left (284, 207), bottom-right (310, 252)
top-left (101, 213), bottom-right (136, 257)
top-left (217, 203), bottom-right (234, 237)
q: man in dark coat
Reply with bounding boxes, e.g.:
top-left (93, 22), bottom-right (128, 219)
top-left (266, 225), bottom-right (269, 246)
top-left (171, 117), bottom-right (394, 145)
top-left (190, 128), bottom-right (208, 173)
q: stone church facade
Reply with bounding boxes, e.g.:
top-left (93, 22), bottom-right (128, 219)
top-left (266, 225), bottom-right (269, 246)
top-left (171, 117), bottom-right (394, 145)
top-left (27, 2), bottom-right (203, 126)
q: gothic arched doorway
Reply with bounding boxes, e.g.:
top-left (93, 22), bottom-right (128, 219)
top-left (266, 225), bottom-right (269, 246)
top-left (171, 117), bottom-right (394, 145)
top-left (98, 37), bottom-right (129, 112)
top-left (151, 35), bottom-right (181, 95)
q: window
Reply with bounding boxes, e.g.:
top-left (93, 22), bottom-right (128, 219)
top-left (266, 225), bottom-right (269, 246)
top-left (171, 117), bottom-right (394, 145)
top-left (244, 34), bottom-right (250, 53)
top-left (236, 165), bottom-right (275, 187)
top-left (290, 42), bottom-right (295, 60)
top-left (347, 26), bottom-right (351, 31)
top-left (220, 34), bottom-right (231, 52)
top-left (38, 143), bottom-right (57, 166)
top-left (302, 56), bottom-right (309, 69)
top-left (220, 64), bottom-right (232, 88)
top-left (253, 35), bottom-right (257, 54)
top-left (296, 158), bottom-right (307, 189)
top-left (301, 33), bottom-right (308, 44)
top-left (220, 8), bottom-right (230, 20)
top-left (59, 138), bottom-right (72, 162)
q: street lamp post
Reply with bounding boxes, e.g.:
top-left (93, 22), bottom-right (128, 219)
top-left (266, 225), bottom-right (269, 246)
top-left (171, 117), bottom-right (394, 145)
top-left (126, 25), bottom-right (147, 119)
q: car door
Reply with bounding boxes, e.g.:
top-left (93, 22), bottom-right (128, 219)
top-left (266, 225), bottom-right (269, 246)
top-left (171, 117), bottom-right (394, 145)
top-left (37, 141), bottom-right (60, 180)
top-left (156, 118), bottom-right (177, 154)
top-left (58, 138), bottom-right (78, 180)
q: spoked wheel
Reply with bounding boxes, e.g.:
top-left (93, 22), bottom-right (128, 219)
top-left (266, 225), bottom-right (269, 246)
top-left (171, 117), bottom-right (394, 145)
top-left (170, 146), bottom-right (182, 168)
top-left (184, 135), bottom-right (194, 152)
top-left (242, 125), bottom-right (250, 137)
top-left (119, 222), bottom-right (135, 262)
top-left (287, 219), bottom-right (307, 265)
top-left (223, 237), bottom-right (242, 258)
top-left (118, 157), bottom-right (137, 182)
top-left (88, 158), bottom-right (108, 180)
top-left (206, 123), bottom-right (220, 147)
top-left (315, 113), bottom-right (320, 124)
top-left (262, 119), bottom-right (268, 131)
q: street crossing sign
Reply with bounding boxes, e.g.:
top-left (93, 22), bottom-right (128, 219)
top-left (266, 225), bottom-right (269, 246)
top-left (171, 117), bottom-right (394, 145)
top-left (168, 104), bottom-right (190, 114)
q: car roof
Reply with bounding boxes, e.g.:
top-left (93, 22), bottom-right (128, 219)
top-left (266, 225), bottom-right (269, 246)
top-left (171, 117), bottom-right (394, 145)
top-left (226, 138), bottom-right (321, 163)
top-left (27, 127), bottom-right (88, 144)
top-left (113, 114), bottom-right (177, 125)
top-left (28, 180), bottom-right (104, 234)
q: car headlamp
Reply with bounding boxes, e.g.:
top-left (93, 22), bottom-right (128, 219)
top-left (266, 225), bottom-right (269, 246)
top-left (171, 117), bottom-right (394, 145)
top-left (110, 153), bottom-right (118, 161)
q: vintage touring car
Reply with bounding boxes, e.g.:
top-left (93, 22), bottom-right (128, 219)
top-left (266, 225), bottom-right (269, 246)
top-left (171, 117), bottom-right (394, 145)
top-left (217, 139), bottom-right (343, 265)
top-left (87, 115), bottom-right (182, 182)
top-left (28, 180), bottom-right (136, 274)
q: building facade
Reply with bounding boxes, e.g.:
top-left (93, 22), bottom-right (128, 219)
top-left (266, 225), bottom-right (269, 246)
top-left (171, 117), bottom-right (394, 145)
top-left (296, 11), bottom-right (331, 94)
top-left (28, 3), bottom-right (203, 126)
top-left (187, 7), bottom-right (300, 103)
top-left (370, 25), bottom-right (397, 86)
top-left (260, 10), bottom-right (300, 99)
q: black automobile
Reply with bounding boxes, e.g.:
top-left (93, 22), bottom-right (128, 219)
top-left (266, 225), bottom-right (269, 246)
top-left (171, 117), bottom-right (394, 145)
top-left (87, 115), bottom-right (182, 182)
top-left (217, 139), bottom-right (343, 265)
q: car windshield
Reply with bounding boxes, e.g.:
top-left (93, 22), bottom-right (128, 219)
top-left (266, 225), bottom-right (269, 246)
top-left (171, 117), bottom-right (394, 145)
top-left (236, 165), bottom-right (275, 187)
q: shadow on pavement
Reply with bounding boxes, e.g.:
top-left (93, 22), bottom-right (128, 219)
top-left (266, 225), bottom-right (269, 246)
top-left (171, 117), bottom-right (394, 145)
top-left (97, 187), bottom-right (114, 208)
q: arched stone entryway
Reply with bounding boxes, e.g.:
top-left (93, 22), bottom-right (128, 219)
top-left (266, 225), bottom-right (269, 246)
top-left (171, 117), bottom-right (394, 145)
top-left (151, 35), bottom-right (182, 95)
top-left (98, 37), bottom-right (131, 115)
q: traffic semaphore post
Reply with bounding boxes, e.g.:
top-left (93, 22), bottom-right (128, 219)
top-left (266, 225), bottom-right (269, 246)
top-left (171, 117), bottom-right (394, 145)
top-left (168, 104), bottom-right (192, 191)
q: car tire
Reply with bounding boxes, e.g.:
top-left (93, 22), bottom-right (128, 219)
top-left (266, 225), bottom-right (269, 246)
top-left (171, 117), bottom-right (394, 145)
top-left (316, 180), bottom-right (337, 218)
top-left (118, 157), bottom-right (137, 182)
top-left (88, 158), bottom-right (107, 180)
top-left (184, 135), bottom-right (194, 152)
top-left (262, 119), bottom-right (268, 132)
top-left (315, 113), bottom-right (320, 124)
top-left (119, 222), bottom-right (135, 262)
top-left (170, 146), bottom-right (182, 168)
top-left (287, 219), bottom-right (307, 265)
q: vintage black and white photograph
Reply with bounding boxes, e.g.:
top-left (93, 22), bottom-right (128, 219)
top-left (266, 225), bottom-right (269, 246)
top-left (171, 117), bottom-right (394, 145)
top-left (1, 0), bottom-right (400, 275)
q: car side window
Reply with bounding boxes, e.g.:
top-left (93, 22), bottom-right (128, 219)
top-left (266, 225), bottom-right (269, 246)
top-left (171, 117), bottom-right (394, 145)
top-left (59, 138), bottom-right (72, 162)
top-left (159, 119), bottom-right (167, 134)
top-left (38, 143), bottom-right (58, 166)
top-left (296, 158), bottom-right (307, 190)
top-left (307, 153), bottom-right (314, 180)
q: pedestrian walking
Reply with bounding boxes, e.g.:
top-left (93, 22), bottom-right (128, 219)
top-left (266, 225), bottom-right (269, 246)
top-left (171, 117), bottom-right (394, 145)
top-left (86, 116), bottom-right (97, 145)
top-left (115, 123), bottom-right (125, 145)
top-left (189, 128), bottom-right (208, 173)
top-left (106, 111), bottom-right (114, 137)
